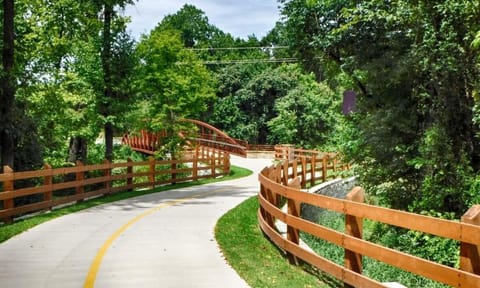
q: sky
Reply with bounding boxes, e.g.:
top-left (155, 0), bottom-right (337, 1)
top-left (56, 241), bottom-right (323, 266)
top-left (123, 0), bottom-right (281, 40)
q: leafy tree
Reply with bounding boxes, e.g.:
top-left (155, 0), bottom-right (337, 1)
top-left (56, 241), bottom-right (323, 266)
top-left (206, 63), bottom-right (265, 141)
top-left (153, 4), bottom-right (223, 48)
top-left (2, 0), bottom-right (138, 166)
top-left (135, 29), bottom-right (215, 157)
top-left (14, 0), bottom-right (101, 165)
top-left (267, 67), bottom-right (341, 148)
top-left (1, 0), bottom-right (15, 169)
top-left (0, 0), bottom-right (46, 171)
top-left (215, 63), bottom-right (268, 98)
top-left (281, 0), bottom-right (480, 215)
top-left (152, 4), bottom-right (270, 68)
top-left (92, 0), bottom-right (136, 161)
top-left (209, 64), bottom-right (340, 146)
top-left (229, 65), bottom-right (298, 144)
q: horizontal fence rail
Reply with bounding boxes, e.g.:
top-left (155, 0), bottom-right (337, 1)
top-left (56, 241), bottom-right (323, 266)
top-left (274, 144), bottom-right (341, 161)
top-left (192, 134), bottom-right (247, 158)
top-left (0, 146), bottom-right (229, 224)
top-left (258, 154), bottom-right (480, 288)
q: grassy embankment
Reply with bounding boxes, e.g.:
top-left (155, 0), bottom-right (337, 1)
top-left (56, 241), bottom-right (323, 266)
top-left (216, 196), bottom-right (331, 287)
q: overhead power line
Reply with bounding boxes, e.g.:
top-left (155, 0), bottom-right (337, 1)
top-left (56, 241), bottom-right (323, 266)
top-left (188, 46), bottom-right (289, 51)
top-left (177, 45), bottom-right (299, 65)
top-left (176, 46), bottom-right (297, 65)
top-left (176, 57), bottom-right (300, 65)
top-left (201, 58), bottom-right (299, 65)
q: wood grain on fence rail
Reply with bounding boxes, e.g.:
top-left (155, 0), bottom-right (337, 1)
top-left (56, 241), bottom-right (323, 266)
top-left (258, 153), bottom-right (480, 288)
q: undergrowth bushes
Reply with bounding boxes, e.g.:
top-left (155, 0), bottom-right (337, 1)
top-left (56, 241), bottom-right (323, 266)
top-left (301, 209), bottom-right (455, 288)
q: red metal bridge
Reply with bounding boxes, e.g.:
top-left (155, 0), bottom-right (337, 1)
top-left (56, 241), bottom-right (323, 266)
top-left (121, 119), bottom-right (251, 157)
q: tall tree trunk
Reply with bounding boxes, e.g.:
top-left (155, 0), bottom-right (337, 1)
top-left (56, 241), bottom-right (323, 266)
top-left (105, 122), bottom-right (113, 161)
top-left (1, 0), bottom-right (15, 170)
top-left (67, 136), bottom-right (88, 163)
top-left (102, 3), bottom-right (113, 161)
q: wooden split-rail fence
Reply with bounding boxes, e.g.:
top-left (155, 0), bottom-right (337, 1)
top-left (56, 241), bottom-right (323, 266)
top-left (258, 148), bottom-right (480, 287)
top-left (0, 146), bottom-right (229, 224)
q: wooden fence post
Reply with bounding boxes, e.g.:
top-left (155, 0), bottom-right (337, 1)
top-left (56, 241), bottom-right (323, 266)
top-left (310, 154), bottom-right (316, 186)
top-left (43, 163), bottom-right (53, 210)
top-left (344, 186), bottom-right (365, 288)
top-left (274, 145), bottom-right (281, 160)
top-left (300, 156), bottom-right (307, 188)
top-left (287, 177), bottom-right (301, 265)
top-left (103, 159), bottom-right (112, 195)
top-left (460, 205), bottom-right (480, 274)
top-left (193, 147), bottom-right (199, 181)
top-left (264, 168), bottom-right (277, 228)
top-left (292, 159), bottom-right (298, 180)
top-left (2, 165), bottom-right (14, 224)
top-left (282, 160), bottom-right (289, 185)
top-left (127, 158), bottom-right (133, 191)
top-left (149, 157), bottom-right (155, 189)
top-left (171, 161), bottom-right (177, 185)
top-left (259, 179), bottom-right (269, 221)
top-left (223, 151), bottom-right (230, 176)
top-left (75, 161), bottom-right (84, 203)
top-left (333, 155), bottom-right (337, 173)
top-left (211, 152), bottom-right (216, 178)
top-left (322, 155), bottom-right (328, 183)
top-left (287, 144), bottom-right (295, 161)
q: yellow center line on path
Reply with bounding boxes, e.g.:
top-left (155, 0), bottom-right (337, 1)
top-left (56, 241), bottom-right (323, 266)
top-left (83, 187), bottom-right (231, 288)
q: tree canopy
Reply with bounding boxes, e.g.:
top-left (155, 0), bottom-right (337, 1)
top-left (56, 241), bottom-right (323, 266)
top-left (3, 0), bottom-right (480, 217)
top-left (207, 64), bottom-right (341, 147)
top-left (281, 0), bottom-right (480, 215)
top-left (133, 29), bottom-right (215, 157)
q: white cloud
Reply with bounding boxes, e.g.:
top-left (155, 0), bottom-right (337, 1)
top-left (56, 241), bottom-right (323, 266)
top-left (123, 0), bottom-right (280, 40)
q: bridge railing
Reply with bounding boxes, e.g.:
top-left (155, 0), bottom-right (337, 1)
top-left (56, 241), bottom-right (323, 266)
top-left (192, 133), bottom-right (247, 157)
top-left (274, 144), bottom-right (340, 160)
top-left (0, 146), bottom-right (229, 224)
top-left (121, 130), bottom-right (167, 155)
top-left (258, 155), bottom-right (480, 287)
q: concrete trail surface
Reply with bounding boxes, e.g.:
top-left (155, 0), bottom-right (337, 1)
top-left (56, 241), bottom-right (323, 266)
top-left (0, 156), bottom-right (273, 288)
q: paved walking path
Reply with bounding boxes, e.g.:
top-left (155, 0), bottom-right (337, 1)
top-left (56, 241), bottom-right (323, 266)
top-left (0, 156), bottom-right (273, 288)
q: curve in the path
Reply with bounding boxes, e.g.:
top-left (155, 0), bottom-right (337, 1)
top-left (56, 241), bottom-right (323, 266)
top-left (0, 156), bottom-right (272, 288)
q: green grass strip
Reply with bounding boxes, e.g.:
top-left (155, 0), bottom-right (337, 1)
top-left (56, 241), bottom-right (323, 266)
top-left (215, 196), bottom-right (329, 288)
top-left (0, 165), bottom-right (252, 243)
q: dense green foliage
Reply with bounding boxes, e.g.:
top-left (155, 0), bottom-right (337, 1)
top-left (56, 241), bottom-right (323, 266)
top-left (2, 0), bottom-right (479, 217)
top-left (278, 1), bottom-right (480, 283)
top-left (302, 209), bottom-right (454, 287)
top-left (152, 4), bottom-right (226, 48)
top-left (134, 28), bottom-right (215, 157)
top-left (1, 0), bottom-right (139, 167)
top-left (281, 0), bottom-right (480, 215)
top-left (208, 64), bottom-right (342, 148)
top-left (2, 1), bottom-right (480, 284)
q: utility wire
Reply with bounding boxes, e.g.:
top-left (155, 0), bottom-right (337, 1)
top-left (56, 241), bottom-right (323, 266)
top-left (178, 46), bottom-right (297, 65)
top-left (176, 57), bottom-right (300, 65)
top-left (201, 58), bottom-right (299, 65)
top-left (188, 46), bottom-right (289, 51)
